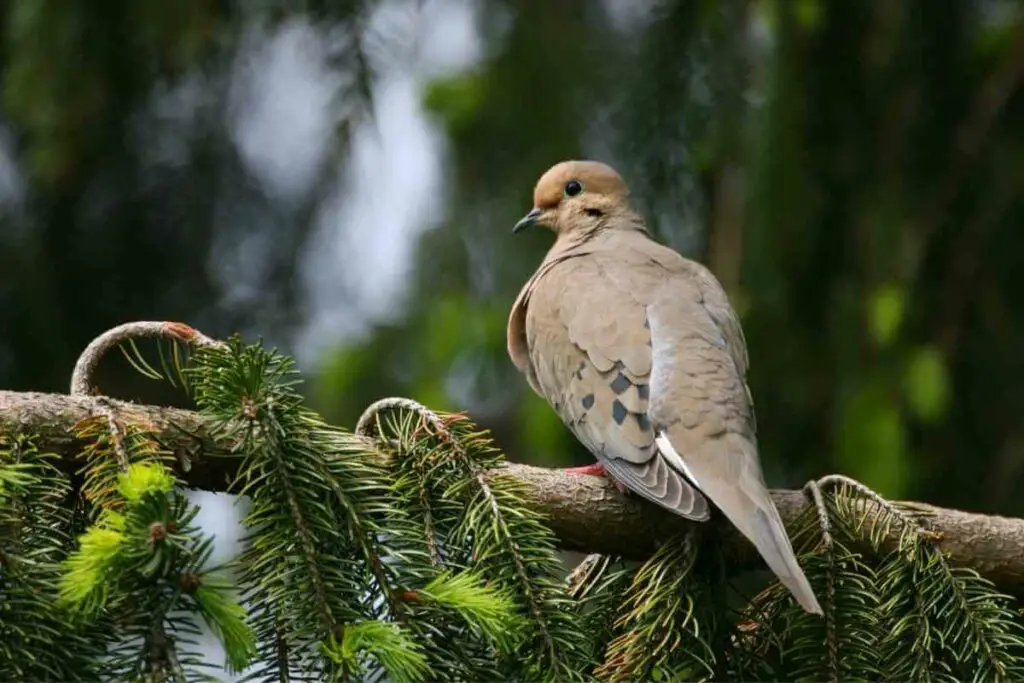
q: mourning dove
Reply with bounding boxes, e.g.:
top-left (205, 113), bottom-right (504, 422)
top-left (507, 160), bottom-right (822, 615)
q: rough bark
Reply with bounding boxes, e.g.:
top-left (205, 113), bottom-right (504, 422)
top-left (2, 389), bottom-right (1023, 595)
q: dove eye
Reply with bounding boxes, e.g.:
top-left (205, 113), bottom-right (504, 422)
top-left (563, 180), bottom-right (583, 197)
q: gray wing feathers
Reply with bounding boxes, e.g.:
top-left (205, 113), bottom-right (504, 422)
top-left (520, 255), bottom-right (710, 521)
top-left (647, 287), bottom-right (822, 614)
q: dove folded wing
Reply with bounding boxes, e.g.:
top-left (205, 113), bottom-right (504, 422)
top-left (643, 263), bottom-right (822, 615)
top-left (512, 250), bottom-right (710, 521)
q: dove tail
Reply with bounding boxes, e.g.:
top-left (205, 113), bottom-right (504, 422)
top-left (657, 431), bottom-right (823, 615)
top-left (745, 503), bottom-right (823, 614)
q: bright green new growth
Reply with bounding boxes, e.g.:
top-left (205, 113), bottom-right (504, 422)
top-left (55, 443), bottom-right (257, 680)
top-left (59, 516), bottom-right (123, 611)
top-left (417, 571), bottom-right (526, 650)
top-left (2, 336), bottom-right (1024, 681)
top-left (59, 461), bottom-right (176, 610)
top-left (116, 461), bottom-right (177, 503)
top-left (322, 620), bottom-right (429, 682)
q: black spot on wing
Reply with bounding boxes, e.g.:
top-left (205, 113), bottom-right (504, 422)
top-left (582, 394), bottom-right (595, 410)
top-left (609, 372), bottom-right (631, 395)
top-left (637, 384), bottom-right (650, 400)
top-left (612, 399), bottom-right (627, 425)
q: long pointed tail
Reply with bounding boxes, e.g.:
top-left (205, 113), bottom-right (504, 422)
top-left (659, 430), bottom-right (823, 614)
top-left (741, 500), bottom-right (822, 614)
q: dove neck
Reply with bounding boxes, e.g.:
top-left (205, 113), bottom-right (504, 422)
top-left (551, 210), bottom-right (648, 251)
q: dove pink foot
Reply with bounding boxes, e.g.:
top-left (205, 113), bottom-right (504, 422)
top-left (563, 462), bottom-right (607, 476)
top-left (562, 462), bottom-right (629, 493)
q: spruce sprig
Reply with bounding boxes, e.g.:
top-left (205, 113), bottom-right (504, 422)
top-left (366, 404), bottom-right (591, 682)
top-left (875, 520), bottom-right (1024, 682)
top-left (595, 532), bottom-right (723, 683)
top-left (60, 461), bottom-right (256, 681)
top-left (189, 339), bottom-right (427, 682)
top-left (568, 554), bottom-right (636, 670)
top-left (726, 480), bottom-right (1024, 682)
top-left (368, 408), bottom-right (521, 679)
top-left (75, 414), bottom-right (176, 512)
top-left (0, 436), bottom-right (106, 681)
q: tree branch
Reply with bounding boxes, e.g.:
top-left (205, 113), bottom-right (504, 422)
top-left (2, 389), bottom-right (1023, 596)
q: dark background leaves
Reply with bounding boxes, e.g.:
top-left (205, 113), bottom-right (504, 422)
top-left (2, 0), bottom-right (1023, 516)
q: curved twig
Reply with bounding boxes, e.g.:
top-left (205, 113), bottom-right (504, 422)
top-left (358, 397), bottom-right (561, 668)
top-left (70, 321), bottom-right (226, 397)
top-left (803, 477), bottom-right (839, 682)
top-left (355, 397), bottom-right (450, 440)
top-left (804, 478), bottom-right (834, 550)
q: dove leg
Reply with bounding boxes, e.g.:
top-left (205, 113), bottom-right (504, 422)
top-left (561, 462), bottom-right (629, 494)
top-left (563, 462), bottom-right (607, 476)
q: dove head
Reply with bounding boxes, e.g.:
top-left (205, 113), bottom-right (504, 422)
top-left (513, 160), bottom-right (632, 236)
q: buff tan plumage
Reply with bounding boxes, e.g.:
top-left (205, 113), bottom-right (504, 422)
top-left (507, 160), bottom-right (822, 614)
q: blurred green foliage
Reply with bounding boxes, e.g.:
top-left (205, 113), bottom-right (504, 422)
top-left (2, 0), bottom-right (1024, 517)
top-left (313, 0), bottom-right (1024, 514)
top-left (0, 0), bottom-right (373, 406)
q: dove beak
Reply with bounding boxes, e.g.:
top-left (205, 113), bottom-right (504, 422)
top-left (513, 207), bottom-right (543, 234)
